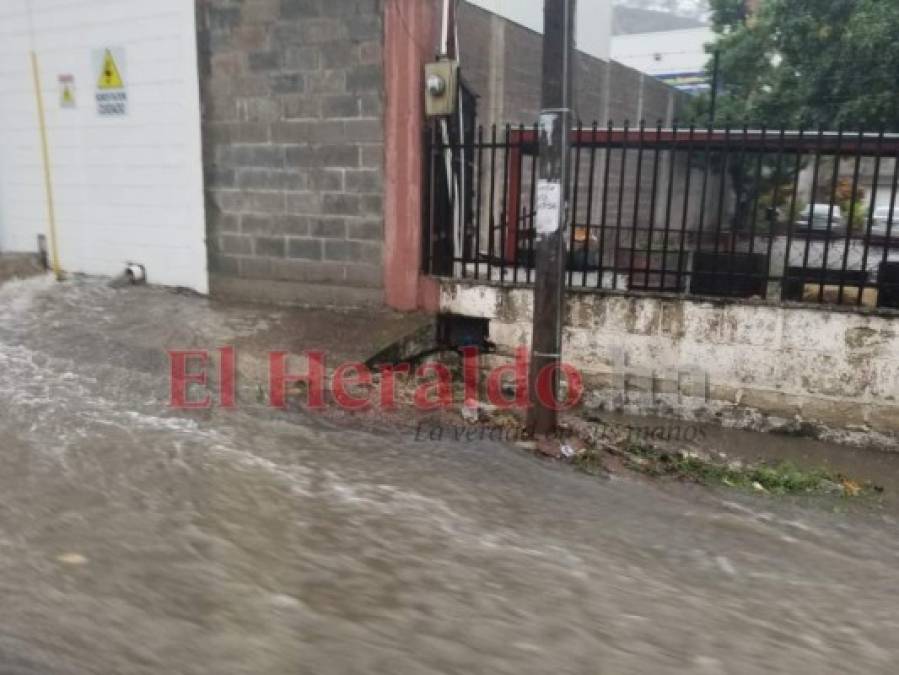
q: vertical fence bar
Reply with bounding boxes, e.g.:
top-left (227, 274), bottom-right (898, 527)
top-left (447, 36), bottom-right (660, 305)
top-left (782, 129), bottom-right (806, 300)
top-left (857, 130), bottom-right (884, 306)
top-left (800, 128), bottom-right (826, 293)
top-left (628, 121), bottom-right (646, 287)
top-left (473, 125), bottom-right (484, 280)
top-left (513, 124), bottom-right (526, 284)
top-left (660, 121), bottom-right (678, 291)
top-left (487, 124), bottom-right (498, 283)
top-left (765, 128), bottom-right (786, 291)
top-left (747, 127), bottom-right (765, 258)
top-left (567, 121), bottom-right (584, 287)
top-left (597, 120), bottom-right (614, 288)
top-left (694, 124), bottom-right (715, 293)
top-left (582, 122), bottom-right (599, 287)
top-left (676, 125), bottom-right (696, 293)
top-left (711, 126), bottom-right (731, 294)
top-left (498, 124), bottom-right (511, 285)
top-left (818, 128), bottom-right (844, 303)
top-left (726, 125), bottom-right (748, 295)
top-left (450, 130), bottom-right (462, 278)
top-left (878, 148), bottom-right (899, 303)
top-left (746, 126), bottom-right (767, 293)
top-left (643, 122), bottom-right (663, 288)
top-left (527, 123), bottom-right (539, 284)
top-left (613, 121), bottom-right (630, 289)
top-left (837, 130), bottom-right (864, 304)
top-left (458, 130), bottom-right (465, 274)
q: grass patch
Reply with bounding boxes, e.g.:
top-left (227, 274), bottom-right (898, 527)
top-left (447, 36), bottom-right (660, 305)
top-left (574, 443), bottom-right (877, 497)
top-left (572, 448), bottom-right (607, 477)
top-left (676, 456), bottom-right (832, 494)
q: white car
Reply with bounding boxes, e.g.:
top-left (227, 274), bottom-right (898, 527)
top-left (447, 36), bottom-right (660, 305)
top-left (870, 205), bottom-right (899, 237)
top-left (795, 204), bottom-right (843, 232)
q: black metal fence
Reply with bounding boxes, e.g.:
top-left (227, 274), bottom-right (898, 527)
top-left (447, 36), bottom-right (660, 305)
top-left (424, 123), bottom-right (899, 310)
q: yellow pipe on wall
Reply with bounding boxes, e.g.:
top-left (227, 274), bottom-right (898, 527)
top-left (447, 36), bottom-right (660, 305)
top-left (29, 49), bottom-right (63, 280)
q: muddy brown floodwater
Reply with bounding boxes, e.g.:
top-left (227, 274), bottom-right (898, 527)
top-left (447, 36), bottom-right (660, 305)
top-left (0, 276), bottom-right (898, 674)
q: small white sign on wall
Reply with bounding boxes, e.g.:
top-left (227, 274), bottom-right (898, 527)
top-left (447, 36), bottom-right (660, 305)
top-left (93, 48), bottom-right (128, 116)
top-left (58, 74), bottom-right (76, 108)
top-left (536, 180), bottom-right (562, 234)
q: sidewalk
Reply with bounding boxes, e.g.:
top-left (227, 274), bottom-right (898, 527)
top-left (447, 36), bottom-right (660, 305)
top-left (0, 253), bottom-right (44, 284)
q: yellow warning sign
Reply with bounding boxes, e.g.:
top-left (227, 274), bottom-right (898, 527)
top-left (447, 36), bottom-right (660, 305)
top-left (94, 48), bottom-right (128, 116)
top-left (58, 74), bottom-right (76, 109)
top-left (97, 49), bottom-right (124, 90)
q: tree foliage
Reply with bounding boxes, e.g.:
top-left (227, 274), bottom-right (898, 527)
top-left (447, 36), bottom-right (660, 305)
top-left (694, 0), bottom-right (899, 130)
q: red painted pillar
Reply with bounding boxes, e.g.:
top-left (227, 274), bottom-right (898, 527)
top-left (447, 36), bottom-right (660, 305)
top-left (383, 0), bottom-right (440, 312)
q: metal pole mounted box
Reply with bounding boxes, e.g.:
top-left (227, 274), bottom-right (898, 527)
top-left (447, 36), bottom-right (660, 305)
top-left (424, 60), bottom-right (459, 117)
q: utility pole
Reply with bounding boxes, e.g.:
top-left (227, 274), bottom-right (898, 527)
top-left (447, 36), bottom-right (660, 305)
top-left (527, 0), bottom-right (577, 438)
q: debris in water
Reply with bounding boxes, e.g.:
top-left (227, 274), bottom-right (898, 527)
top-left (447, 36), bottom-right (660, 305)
top-left (461, 398), bottom-right (480, 424)
top-left (108, 262), bottom-right (146, 288)
top-left (57, 553), bottom-right (88, 565)
top-left (460, 398), bottom-right (498, 424)
top-left (536, 438), bottom-right (562, 459)
top-left (841, 479), bottom-right (862, 497)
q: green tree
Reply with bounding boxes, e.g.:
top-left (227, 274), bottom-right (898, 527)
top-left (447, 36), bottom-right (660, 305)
top-left (695, 0), bottom-right (899, 130)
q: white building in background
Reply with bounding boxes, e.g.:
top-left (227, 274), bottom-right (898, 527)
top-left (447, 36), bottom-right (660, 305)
top-left (464, 2), bottom-right (713, 94)
top-left (612, 26), bottom-right (715, 94)
top-left (465, 0), bottom-right (613, 60)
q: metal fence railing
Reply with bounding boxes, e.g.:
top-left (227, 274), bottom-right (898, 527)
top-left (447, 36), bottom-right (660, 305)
top-left (424, 123), bottom-right (899, 310)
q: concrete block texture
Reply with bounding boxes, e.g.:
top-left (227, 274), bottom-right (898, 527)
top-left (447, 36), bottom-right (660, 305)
top-left (440, 280), bottom-right (899, 447)
top-left (198, 0), bottom-right (385, 305)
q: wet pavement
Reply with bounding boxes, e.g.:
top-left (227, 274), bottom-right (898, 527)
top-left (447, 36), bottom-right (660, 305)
top-left (0, 276), bottom-right (898, 674)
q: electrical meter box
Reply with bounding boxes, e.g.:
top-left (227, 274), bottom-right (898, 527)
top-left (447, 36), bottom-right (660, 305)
top-left (424, 60), bottom-right (459, 117)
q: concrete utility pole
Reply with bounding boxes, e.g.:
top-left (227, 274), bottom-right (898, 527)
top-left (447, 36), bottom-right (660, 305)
top-left (527, 0), bottom-right (577, 437)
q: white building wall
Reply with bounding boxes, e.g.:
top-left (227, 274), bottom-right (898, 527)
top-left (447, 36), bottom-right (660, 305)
top-left (465, 0), bottom-right (613, 60)
top-left (612, 27), bottom-right (714, 91)
top-left (0, 0), bottom-right (208, 293)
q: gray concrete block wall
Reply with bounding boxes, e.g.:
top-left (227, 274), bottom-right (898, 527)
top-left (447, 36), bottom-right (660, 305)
top-left (458, 1), bottom-right (682, 127)
top-left (197, 0), bottom-right (385, 305)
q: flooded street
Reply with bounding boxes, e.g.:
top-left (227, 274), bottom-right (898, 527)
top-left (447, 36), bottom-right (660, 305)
top-left (0, 277), bottom-right (898, 674)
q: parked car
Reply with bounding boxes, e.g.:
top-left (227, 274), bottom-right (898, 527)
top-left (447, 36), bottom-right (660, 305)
top-left (870, 205), bottom-right (899, 238)
top-left (795, 203), bottom-right (844, 233)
